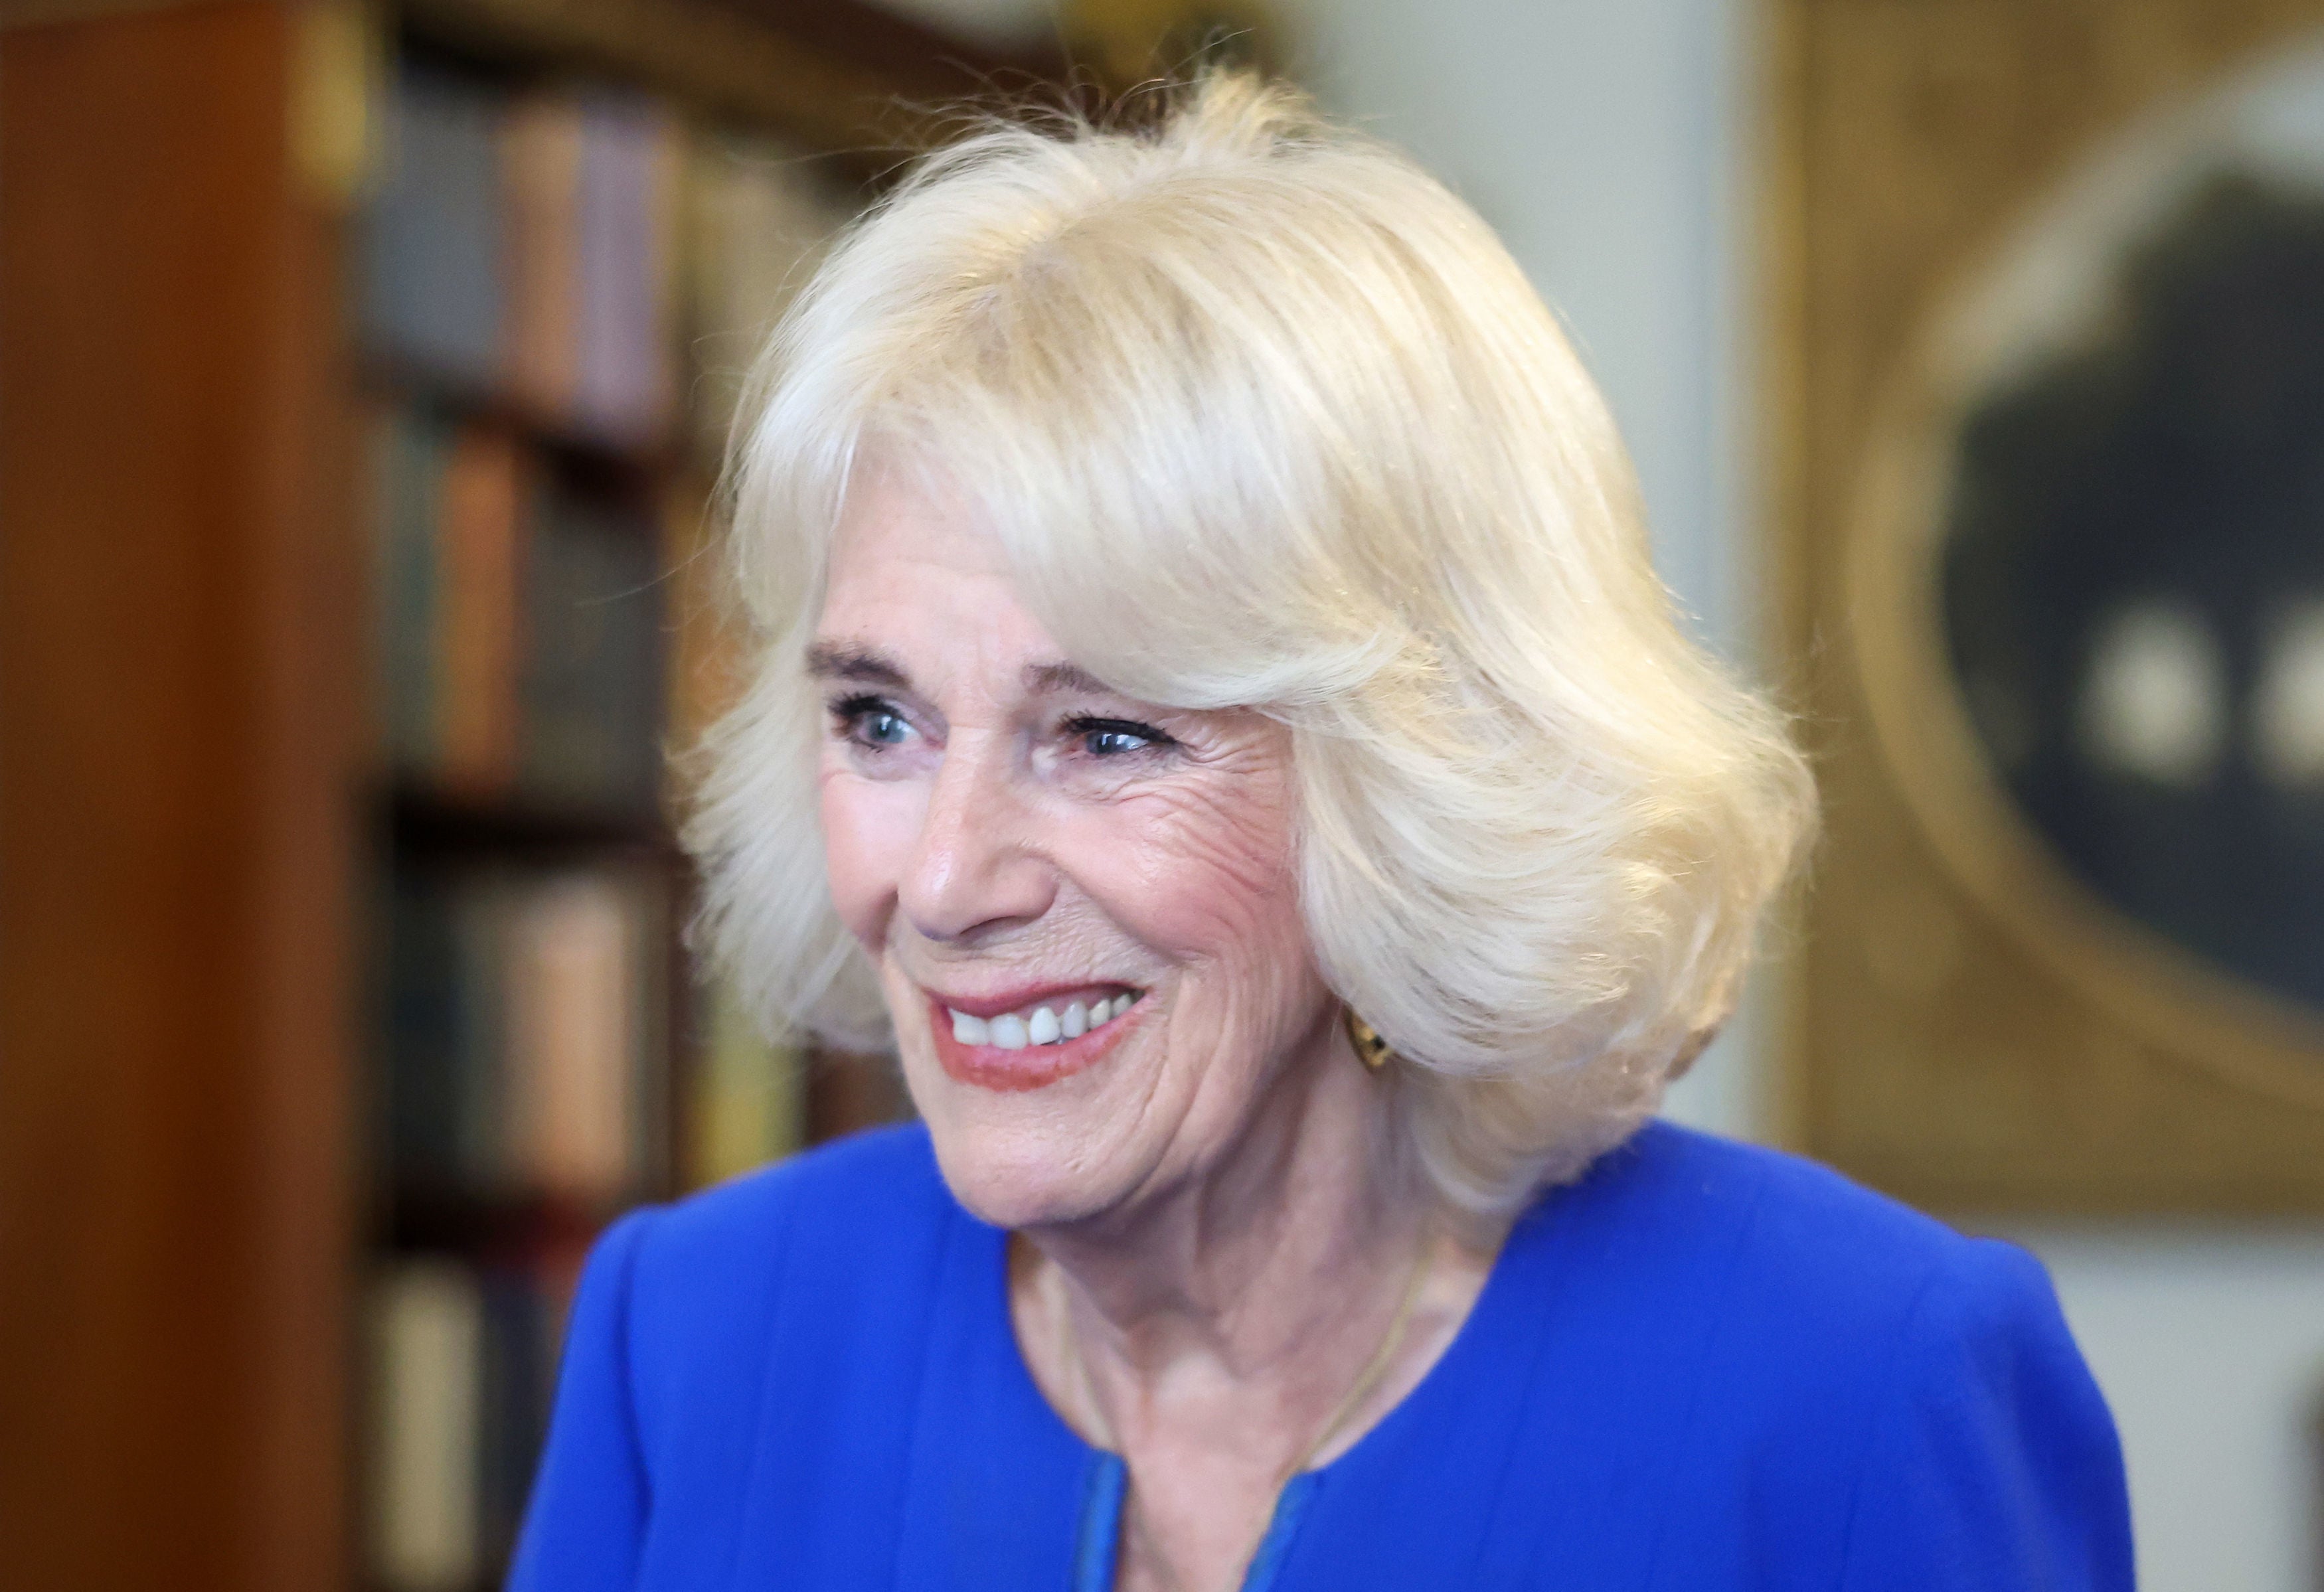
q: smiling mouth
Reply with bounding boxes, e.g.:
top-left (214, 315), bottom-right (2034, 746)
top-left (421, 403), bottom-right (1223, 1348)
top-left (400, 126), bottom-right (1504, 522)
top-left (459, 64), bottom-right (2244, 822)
top-left (924, 985), bottom-right (1147, 1091)
top-left (945, 989), bottom-right (1142, 1048)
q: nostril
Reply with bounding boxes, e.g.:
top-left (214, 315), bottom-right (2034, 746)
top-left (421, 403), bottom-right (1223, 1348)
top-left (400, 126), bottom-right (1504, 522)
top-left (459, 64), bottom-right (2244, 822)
top-left (896, 781), bottom-right (1057, 944)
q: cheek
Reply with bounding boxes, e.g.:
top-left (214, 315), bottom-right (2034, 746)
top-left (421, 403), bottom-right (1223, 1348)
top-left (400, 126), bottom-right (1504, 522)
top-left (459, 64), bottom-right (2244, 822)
top-left (1084, 773), bottom-right (1307, 975)
top-left (817, 764), bottom-right (920, 948)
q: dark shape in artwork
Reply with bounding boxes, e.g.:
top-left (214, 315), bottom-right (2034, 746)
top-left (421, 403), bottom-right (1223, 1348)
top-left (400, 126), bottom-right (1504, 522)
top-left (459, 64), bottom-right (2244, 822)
top-left (1943, 170), bottom-right (2324, 1014)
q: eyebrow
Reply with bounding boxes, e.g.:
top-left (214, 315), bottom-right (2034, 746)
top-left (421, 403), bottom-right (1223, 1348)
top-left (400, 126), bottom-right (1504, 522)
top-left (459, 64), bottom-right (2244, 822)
top-left (805, 643), bottom-right (910, 690)
top-left (1023, 660), bottom-right (1116, 696)
top-left (805, 645), bottom-right (1120, 700)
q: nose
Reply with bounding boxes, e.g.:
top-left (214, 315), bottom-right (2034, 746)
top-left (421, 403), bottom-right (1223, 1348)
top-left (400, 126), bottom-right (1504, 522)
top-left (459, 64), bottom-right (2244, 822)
top-left (896, 732), bottom-right (1054, 944)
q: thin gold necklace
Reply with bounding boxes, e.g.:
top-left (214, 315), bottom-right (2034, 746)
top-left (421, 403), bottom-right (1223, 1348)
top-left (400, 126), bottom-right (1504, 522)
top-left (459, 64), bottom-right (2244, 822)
top-left (1054, 1228), bottom-right (1437, 1488)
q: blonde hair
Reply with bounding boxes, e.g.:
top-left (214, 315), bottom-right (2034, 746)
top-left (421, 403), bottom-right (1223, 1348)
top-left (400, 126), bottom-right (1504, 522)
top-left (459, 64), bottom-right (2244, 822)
top-left (689, 74), bottom-right (1817, 1216)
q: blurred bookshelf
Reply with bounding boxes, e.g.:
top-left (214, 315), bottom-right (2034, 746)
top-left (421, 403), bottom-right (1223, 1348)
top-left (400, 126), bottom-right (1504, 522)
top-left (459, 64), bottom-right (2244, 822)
top-left (0, 3), bottom-right (1082, 1589)
top-left (346, 13), bottom-right (1038, 1589)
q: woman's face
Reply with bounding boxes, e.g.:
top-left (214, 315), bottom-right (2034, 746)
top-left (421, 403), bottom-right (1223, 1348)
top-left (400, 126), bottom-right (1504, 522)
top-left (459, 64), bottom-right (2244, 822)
top-left (813, 463), bottom-right (1337, 1230)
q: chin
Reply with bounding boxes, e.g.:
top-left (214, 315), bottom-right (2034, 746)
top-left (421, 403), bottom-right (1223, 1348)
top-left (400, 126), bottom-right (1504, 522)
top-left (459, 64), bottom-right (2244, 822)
top-left (896, 1034), bottom-right (1156, 1232)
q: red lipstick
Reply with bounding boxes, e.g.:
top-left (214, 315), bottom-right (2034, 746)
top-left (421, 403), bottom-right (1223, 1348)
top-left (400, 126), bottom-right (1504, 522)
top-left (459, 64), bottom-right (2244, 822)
top-left (924, 988), bottom-right (1144, 1092)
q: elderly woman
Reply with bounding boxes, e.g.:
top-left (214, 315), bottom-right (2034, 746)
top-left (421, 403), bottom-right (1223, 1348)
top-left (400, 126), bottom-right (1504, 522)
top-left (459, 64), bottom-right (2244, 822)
top-left (511, 76), bottom-right (2131, 1592)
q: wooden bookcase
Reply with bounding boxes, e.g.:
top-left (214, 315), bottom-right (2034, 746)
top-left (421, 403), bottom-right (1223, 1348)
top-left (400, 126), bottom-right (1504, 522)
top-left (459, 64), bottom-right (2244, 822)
top-left (0, 3), bottom-right (1088, 1588)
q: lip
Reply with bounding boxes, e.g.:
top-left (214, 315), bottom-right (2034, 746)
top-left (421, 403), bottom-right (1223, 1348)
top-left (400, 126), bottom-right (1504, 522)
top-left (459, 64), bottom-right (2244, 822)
top-left (924, 980), bottom-right (1137, 1022)
top-left (924, 987), bottom-right (1145, 1093)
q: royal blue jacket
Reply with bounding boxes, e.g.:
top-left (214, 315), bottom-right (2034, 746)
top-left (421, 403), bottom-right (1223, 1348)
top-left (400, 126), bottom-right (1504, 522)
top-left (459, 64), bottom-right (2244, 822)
top-left (509, 1121), bottom-right (2133, 1590)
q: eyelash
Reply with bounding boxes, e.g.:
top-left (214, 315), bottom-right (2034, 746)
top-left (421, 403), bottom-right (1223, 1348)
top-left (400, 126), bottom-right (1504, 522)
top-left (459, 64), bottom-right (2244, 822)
top-left (824, 696), bottom-right (1175, 759)
top-left (829, 694), bottom-right (910, 750)
top-left (1062, 715), bottom-right (1177, 758)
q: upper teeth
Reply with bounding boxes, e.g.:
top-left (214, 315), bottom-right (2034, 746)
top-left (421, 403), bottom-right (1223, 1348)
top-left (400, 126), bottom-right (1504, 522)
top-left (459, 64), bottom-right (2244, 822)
top-left (951, 993), bottom-right (1139, 1050)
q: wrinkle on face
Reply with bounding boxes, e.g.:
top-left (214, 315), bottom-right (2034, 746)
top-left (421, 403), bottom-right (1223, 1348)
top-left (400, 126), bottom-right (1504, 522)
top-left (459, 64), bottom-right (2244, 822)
top-left (812, 460), bottom-right (1338, 1233)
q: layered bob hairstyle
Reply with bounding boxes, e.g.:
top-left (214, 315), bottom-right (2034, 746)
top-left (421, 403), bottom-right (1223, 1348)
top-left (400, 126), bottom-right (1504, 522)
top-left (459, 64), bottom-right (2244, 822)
top-left (689, 73), bottom-right (1817, 1216)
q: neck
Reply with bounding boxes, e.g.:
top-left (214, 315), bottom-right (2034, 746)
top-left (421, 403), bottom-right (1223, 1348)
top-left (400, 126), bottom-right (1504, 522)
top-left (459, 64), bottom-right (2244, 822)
top-left (1027, 1006), bottom-right (1418, 1381)
top-left (1009, 1014), bottom-right (1508, 1592)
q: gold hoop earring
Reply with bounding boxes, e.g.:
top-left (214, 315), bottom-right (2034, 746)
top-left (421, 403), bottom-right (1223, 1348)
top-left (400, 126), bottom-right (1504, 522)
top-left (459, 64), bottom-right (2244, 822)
top-left (1344, 1009), bottom-right (1394, 1072)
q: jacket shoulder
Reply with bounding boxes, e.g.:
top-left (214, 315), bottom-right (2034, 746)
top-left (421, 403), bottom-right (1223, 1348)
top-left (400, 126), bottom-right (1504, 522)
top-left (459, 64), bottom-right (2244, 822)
top-left (1584, 1121), bottom-right (2019, 1322)
top-left (637, 1120), bottom-right (948, 1275)
top-left (517, 1123), bottom-right (972, 1581)
top-left (614, 1124), bottom-right (957, 1453)
top-left (1479, 1124), bottom-right (2125, 1587)
top-left (1529, 1122), bottom-right (2095, 1471)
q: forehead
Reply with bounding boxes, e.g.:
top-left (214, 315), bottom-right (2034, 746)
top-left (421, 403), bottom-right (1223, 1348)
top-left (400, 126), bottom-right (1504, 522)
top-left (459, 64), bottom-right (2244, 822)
top-left (818, 461), bottom-right (1067, 692)
top-left (826, 461), bottom-right (1011, 590)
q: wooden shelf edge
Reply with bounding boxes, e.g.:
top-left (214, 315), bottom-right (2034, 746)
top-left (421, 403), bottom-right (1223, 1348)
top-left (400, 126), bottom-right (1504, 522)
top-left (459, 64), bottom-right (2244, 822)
top-left (400, 0), bottom-right (1076, 160)
top-left (386, 784), bottom-right (682, 858)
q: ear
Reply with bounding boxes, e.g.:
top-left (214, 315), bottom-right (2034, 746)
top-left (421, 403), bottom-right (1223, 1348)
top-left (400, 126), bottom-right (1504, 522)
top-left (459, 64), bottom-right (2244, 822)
top-left (1663, 1022), bottom-right (1722, 1083)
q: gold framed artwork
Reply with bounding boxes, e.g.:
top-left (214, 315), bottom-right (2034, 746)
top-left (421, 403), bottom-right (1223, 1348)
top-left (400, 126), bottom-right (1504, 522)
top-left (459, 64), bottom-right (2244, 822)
top-left (1772, 0), bottom-right (2324, 1212)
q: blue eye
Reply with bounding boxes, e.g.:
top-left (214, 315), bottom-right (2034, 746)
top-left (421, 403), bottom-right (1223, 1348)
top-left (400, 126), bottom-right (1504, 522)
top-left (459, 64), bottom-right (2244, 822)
top-left (1070, 716), bottom-right (1171, 757)
top-left (833, 695), bottom-right (911, 749)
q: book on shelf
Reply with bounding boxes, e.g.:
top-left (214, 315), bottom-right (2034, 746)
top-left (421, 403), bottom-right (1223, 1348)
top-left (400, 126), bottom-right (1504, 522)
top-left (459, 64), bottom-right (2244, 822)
top-left (384, 862), bottom-right (667, 1202)
top-left (573, 96), bottom-right (683, 446)
top-left (374, 405), bottom-right (450, 775)
top-left (368, 1261), bottom-right (482, 1592)
top-left (691, 974), bottom-right (807, 1188)
top-left (362, 66), bottom-right (506, 398)
top-left (364, 56), bottom-right (854, 459)
top-left (505, 870), bottom-right (655, 1198)
top-left (475, 1259), bottom-right (568, 1571)
top-left (519, 486), bottom-right (666, 815)
top-left (367, 404), bottom-right (666, 814)
top-left (436, 426), bottom-right (530, 797)
top-left (363, 64), bottom-right (684, 447)
top-left (367, 1254), bottom-right (581, 1592)
top-left (501, 94), bottom-right (583, 422)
